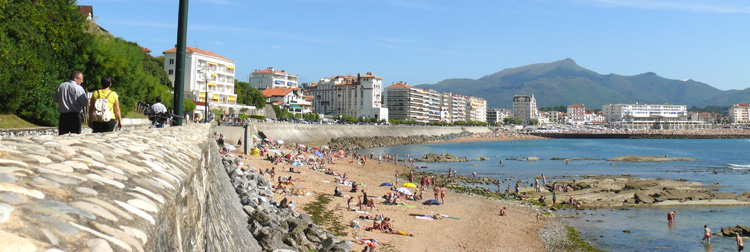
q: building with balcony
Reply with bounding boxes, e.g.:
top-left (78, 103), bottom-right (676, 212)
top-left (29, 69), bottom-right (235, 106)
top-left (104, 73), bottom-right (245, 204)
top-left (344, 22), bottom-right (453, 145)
top-left (163, 46), bottom-right (246, 119)
top-left (306, 72), bottom-right (388, 121)
top-left (261, 88), bottom-right (311, 114)
top-left (729, 104), bottom-right (750, 123)
top-left (567, 104), bottom-right (585, 125)
top-left (467, 97), bottom-right (487, 122)
top-left (385, 83), bottom-right (487, 123)
top-left (513, 95), bottom-right (538, 122)
top-left (250, 67), bottom-right (298, 90)
top-left (602, 103), bottom-right (687, 122)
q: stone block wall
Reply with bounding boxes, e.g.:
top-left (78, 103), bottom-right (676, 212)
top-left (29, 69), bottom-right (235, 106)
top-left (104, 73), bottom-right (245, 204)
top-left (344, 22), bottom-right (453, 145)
top-left (0, 123), bottom-right (258, 251)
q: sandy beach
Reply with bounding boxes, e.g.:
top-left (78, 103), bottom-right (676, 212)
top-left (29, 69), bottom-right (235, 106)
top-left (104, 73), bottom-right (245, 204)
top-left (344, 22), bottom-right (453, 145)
top-left (237, 137), bottom-right (551, 252)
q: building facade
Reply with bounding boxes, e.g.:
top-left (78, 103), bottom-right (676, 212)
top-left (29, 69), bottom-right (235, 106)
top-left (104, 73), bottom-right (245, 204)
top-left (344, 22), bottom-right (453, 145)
top-left (602, 103), bottom-right (687, 122)
top-left (512, 95), bottom-right (538, 122)
top-left (261, 88), bottom-right (312, 114)
top-left (306, 73), bottom-right (388, 121)
top-left (729, 104), bottom-right (750, 123)
top-left (163, 46), bottom-right (241, 118)
top-left (385, 83), bottom-right (486, 123)
top-left (567, 104), bottom-right (585, 125)
top-left (250, 67), bottom-right (298, 90)
top-left (486, 108), bottom-right (513, 123)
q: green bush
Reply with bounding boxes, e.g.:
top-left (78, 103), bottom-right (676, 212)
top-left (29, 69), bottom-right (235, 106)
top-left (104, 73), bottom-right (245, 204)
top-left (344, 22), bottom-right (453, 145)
top-left (250, 115), bottom-right (265, 120)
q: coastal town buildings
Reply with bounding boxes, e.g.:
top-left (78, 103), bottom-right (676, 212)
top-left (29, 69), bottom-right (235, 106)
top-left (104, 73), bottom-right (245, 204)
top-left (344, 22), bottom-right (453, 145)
top-left (512, 95), bottom-right (538, 122)
top-left (602, 103), bottom-right (707, 129)
top-left (486, 108), bottom-right (513, 123)
top-left (566, 104), bottom-right (585, 125)
top-left (163, 46), bottom-right (250, 119)
top-left (306, 73), bottom-right (388, 121)
top-left (250, 67), bottom-right (298, 90)
top-left (542, 111), bottom-right (563, 124)
top-left (385, 83), bottom-right (487, 123)
top-left (585, 111), bottom-right (606, 124)
top-left (260, 88), bottom-right (312, 114)
top-left (729, 104), bottom-right (750, 123)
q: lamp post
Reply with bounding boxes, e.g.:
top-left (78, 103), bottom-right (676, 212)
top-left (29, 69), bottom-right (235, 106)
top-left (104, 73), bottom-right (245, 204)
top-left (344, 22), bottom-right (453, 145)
top-left (203, 66), bottom-right (214, 123)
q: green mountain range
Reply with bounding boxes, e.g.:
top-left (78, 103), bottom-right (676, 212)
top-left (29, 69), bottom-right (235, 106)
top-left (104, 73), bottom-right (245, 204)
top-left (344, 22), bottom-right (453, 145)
top-left (414, 58), bottom-right (749, 109)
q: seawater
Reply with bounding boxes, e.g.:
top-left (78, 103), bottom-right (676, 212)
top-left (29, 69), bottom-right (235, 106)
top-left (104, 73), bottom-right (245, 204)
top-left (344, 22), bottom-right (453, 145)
top-left (360, 139), bottom-right (750, 251)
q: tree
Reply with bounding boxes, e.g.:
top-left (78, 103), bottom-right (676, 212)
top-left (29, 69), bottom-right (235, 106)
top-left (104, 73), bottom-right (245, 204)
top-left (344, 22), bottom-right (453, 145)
top-left (528, 119), bottom-right (539, 125)
top-left (539, 105), bottom-right (568, 112)
top-left (0, 0), bottom-right (92, 125)
top-left (234, 80), bottom-right (266, 109)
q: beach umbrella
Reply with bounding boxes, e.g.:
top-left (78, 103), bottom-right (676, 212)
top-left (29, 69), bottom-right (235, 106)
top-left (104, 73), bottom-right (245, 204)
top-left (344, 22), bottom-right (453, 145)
top-left (267, 149), bottom-right (282, 154)
top-left (314, 152), bottom-right (324, 158)
top-left (397, 187), bottom-right (413, 195)
top-left (291, 161), bottom-right (305, 166)
top-left (423, 199), bottom-right (442, 205)
top-left (321, 145), bottom-right (330, 149)
top-left (251, 135), bottom-right (259, 139)
top-left (298, 144), bottom-right (307, 149)
top-left (402, 183), bottom-right (417, 188)
top-left (276, 140), bottom-right (285, 144)
top-left (313, 146), bottom-right (320, 150)
top-left (264, 138), bottom-right (273, 142)
top-left (379, 182), bottom-right (393, 187)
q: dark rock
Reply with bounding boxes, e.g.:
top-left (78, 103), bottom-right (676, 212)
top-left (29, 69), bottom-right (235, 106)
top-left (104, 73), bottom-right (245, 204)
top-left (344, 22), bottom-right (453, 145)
top-left (623, 230), bottom-right (631, 233)
top-left (634, 192), bottom-right (655, 204)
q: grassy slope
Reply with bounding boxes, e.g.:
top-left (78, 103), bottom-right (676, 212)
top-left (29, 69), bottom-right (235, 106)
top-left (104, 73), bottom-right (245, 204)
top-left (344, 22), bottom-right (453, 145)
top-left (0, 114), bottom-right (39, 128)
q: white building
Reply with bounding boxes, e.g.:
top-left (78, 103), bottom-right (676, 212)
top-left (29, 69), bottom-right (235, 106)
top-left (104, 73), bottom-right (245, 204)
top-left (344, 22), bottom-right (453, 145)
top-left (729, 104), bottom-right (750, 123)
top-left (261, 88), bottom-right (312, 115)
top-left (307, 73), bottom-right (388, 121)
top-left (543, 111), bottom-right (563, 124)
top-left (163, 46), bottom-right (245, 118)
top-left (513, 95), bottom-right (538, 122)
top-left (467, 97), bottom-right (487, 122)
top-left (486, 108), bottom-right (513, 123)
top-left (440, 94), bottom-right (467, 123)
top-left (602, 103), bottom-right (687, 122)
top-left (585, 111), bottom-right (605, 123)
top-left (567, 104), bottom-right (585, 125)
top-left (250, 67), bottom-right (298, 90)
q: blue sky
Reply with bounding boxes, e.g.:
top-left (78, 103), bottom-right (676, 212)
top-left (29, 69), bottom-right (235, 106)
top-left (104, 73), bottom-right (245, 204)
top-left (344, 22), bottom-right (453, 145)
top-left (82, 0), bottom-right (750, 91)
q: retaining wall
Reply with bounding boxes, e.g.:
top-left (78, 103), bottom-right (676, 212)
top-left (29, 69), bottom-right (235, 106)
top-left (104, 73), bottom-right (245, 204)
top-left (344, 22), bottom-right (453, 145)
top-left (0, 124), bottom-right (259, 251)
top-left (221, 123), bottom-right (492, 146)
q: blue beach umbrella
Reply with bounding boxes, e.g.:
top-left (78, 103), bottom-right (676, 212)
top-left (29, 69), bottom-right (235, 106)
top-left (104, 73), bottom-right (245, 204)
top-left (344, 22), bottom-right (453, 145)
top-left (314, 151), bottom-right (324, 158)
top-left (379, 183), bottom-right (393, 187)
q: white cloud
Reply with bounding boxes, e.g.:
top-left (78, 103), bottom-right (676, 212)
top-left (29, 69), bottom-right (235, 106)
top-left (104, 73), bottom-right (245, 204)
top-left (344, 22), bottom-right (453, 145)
top-left (584, 0), bottom-right (750, 14)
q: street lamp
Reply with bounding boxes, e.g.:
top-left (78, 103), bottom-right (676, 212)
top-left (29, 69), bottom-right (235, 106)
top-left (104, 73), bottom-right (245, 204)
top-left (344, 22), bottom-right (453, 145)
top-left (203, 65), bottom-right (214, 123)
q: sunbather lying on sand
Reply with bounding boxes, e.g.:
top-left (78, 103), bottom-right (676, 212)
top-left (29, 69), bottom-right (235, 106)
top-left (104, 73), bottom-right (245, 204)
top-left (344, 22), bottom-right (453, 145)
top-left (386, 228), bottom-right (414, 237)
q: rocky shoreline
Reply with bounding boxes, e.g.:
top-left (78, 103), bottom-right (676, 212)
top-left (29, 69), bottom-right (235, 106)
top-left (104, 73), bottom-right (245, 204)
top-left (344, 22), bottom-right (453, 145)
top-left (220, 156), bottom-right (351, 252)
top-left (607, 155), bottom-right (698, 162)
top-left (327, 131), bottom-right (473, 150)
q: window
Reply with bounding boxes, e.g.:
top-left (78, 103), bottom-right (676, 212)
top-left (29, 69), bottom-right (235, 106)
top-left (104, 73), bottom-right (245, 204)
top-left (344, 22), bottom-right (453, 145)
top-left (169, 59), bottom-right (175, 64)
top-left (168, 69), bottom-right (174, 75)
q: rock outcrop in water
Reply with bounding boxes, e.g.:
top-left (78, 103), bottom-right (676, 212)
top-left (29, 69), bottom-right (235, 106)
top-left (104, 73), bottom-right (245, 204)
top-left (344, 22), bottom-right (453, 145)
top-left (327, 132), bottom-right (472, 150)
top-left (717, 225), bottom-right (750, 237)
top-left (221, 157), bottom-right (351, 252)
top-left (414, 153), bottom-right (466, 162)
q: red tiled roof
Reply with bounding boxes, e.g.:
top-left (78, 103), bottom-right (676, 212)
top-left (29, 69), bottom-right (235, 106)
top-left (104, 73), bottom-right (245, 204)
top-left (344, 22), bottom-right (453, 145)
top-left (77, 5), bottom-right (92, 19)
top-left (163, 46), bottom-right (233, 62)
top-left (253, 69), bottom-right (289, 74)
top-left (360, 74), bottom-right (383, 80)
top-left (568, 104), bottom-right (585, 108)
top-left (261, 88), bottom-right (299, 97)
top-left (140, 46), bottom-right (151, 53)
top-left (733, 104), bottom-right (750, 107)
top-left (386, 83), bottom-right (413, 89)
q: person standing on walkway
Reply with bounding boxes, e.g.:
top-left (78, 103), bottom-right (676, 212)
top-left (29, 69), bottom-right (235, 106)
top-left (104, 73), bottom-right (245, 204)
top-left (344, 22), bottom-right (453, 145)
top-left (88, 76), bottom-right (122, 132)
top-left (54, 71), bottom-right (89, 135)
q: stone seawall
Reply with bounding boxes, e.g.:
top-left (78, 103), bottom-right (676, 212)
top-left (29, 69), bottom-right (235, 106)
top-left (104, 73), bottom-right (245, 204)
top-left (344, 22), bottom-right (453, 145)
top-left (0, 124), bottom-right (260, 251)
top-left (221, 123), bottom-right (492, 146)
top-left (328, 132), bottom-right (474, 150)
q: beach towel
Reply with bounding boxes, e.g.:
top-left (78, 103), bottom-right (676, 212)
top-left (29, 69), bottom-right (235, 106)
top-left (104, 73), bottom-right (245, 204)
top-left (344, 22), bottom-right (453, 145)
top-left (442, 214), bottom-right (461, 220)
top-left (352, 209), bottom-right (369, 214)
top-left (397, 204), bottom-right (417, 209)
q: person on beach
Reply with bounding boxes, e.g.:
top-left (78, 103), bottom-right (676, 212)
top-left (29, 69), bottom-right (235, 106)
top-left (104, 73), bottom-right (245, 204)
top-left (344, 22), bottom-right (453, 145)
top-left (433, 186), bottom-right (440, 201)
top-left (362, 190), bottom-right (369, 210)
top-left (440, 187), bottom-right (447, 204)
top-left (737, 232), bottom-right (744, 252)
top-left (499, 207), bottom-right (506, 216)
top-left (347, 196), bottom-right (352, 210)
top-left (702, 225), bottom-right (711, 243)
top-left (395, 171), bottom-right (399, 182)
top-left (667, 211), bottom-right (675, 223)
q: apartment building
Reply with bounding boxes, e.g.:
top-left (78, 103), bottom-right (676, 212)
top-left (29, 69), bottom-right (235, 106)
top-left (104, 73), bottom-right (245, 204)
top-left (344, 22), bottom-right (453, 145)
top-left (385, 83), bottom-right (487, 123)
top-left (602, 103), bottom-right (687, 122)
top-left (512, 95), bottom-right (538, 122)
top-left (729, 104), bottom-right (750, 123)
top-left (467, 97), bottom-right (487, 122)
top-left (486, 108), bottom-right (513, 123)
top-left (250, 67), bottom-right (298, 90)
top-left (306, 72), bottom-right (388, 121)
top-left (567, 104), bottom-right (585, 125)
top-left (163, 46), bottom-right (241, 117)
top-left (385, 82), bottom-right (440, 123)
top-left (585, 111), bottom-right (605, 123)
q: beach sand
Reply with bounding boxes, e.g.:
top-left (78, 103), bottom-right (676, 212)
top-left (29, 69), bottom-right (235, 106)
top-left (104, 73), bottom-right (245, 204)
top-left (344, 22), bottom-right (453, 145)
top-left (239, 141), bottom-right (549, 252)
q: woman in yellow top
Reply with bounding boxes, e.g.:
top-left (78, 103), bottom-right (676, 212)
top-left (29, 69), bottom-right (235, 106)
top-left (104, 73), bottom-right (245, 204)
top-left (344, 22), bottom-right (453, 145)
top-left (88, 76), bottom-right (122, 132)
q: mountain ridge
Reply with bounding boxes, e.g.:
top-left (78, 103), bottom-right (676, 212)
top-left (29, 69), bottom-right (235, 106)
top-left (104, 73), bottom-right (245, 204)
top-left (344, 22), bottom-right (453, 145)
top-left (415, 59), bottom-right (749, 109)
